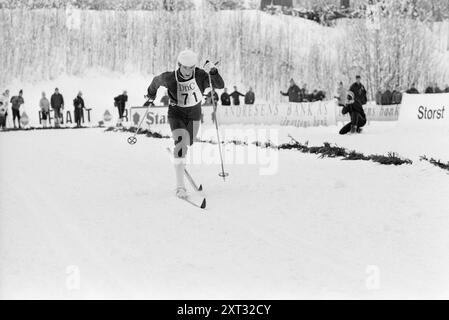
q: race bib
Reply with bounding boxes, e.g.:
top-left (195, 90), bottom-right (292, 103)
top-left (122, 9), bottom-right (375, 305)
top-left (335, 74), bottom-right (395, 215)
top-left (176, 72), bottom-right (202, 107)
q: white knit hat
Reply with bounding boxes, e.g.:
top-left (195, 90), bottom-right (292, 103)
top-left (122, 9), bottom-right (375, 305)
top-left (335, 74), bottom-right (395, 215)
top-left (177, 49), bottom-right (198, 67)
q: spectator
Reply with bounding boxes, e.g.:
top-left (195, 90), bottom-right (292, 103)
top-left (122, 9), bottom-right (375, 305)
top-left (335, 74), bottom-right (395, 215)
top-left (0, 100), bottom-right (7, 130)
top-left (334, 81), bottom-right (346, 106)
top-left (205, 89), bottom-right (219, 106)
top-left (391, 88), bottom-right (402, 104)
top-left (315, 90), bottom-right (325, 101)
top-left (381, 87), bottom-right (392, 105)
top-left (39, 92), bottom-right (50, 128)
top-left (10, 89), bottom-right (24, 129)
top-left (444, 85), bottom-right (449, 93)
top-left (280, 78), bottom-right (301, 102)
top-left (244, 87), bottom-right (255, 105)
top-left (230, 86), bottom-right (245, 105)
top-left (300, 83), bottom-right (309, 102)
top-left (339, 91), bottom-right (366, 135)
top-left (434, 83), bottom-right (442, 93)
top-left (349, 75), bottom-right (367, 105)
top-left (0, 90), bottom-right (9, 126)
top-left (310, 89), bottom-right (319, 102)
top-left (375, 89), bottom-right (382, 105)
top-left (406, 83), bottom-right (419, 94)
top-left (220, 88), bottom-right (231, 106)
top-left (114, 90), bottom-right (128, 126)
top-left (50, 88), bottom-right (64, 127)
top-left (160, 90), bottom-right (170, 106)
top-left (73, 91), bottom-right (85, 127)
top-left (425, 84), bottom-right (434, 93)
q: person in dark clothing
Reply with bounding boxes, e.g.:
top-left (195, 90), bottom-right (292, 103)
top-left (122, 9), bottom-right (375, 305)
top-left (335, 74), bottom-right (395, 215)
top-left (114, 90), bottom-right (128, 126)
top-left (280, 78), bottom-right (301, 102)
top-left (349, 75), bottom-right (367, 105)
top-left (425, 85), bottom-right (434, 93)
top-left (339, 91), bottom-right (366, 135)
top-left (434, 84), bottom-right (442, 93)
top-left (300, 83), bottom-right (309, 102)
top-left (406, 83), bottom-right (419, 94)
top-left (0, 100), bottom-right (7, 130)
top-left (205, 89), bottom-right (219, 105)
top-left (444, 85), bottom-right (449, 93)
top-left (145, 49), bottom-right (224, 199)
top-left (50, 88), bottom-right (64, 127)
top-left (10, 89), bottom-right (24, 128)
top-left (73, 91), bottom-right (85, 127)
top-left (244, 87), bottom-right (255, 105)
top-left (316, 90), bottom-right (325, 101)
top-left (391, 88), bottom-right (402, 104)
top-left (220, 88), bottom-right (231, 106)
top-left (381, 88), bottom-right (392, 105)
top-left (230, 86), bottom-right (245, 105)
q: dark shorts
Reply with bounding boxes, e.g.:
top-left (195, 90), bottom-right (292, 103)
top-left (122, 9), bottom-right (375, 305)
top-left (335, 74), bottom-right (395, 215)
top-left (41, 111), bottom-right (48, 120)
top-left (168, 105), bottom-right (202, 157)
top-left (12, 109), bottom-right (20, 120)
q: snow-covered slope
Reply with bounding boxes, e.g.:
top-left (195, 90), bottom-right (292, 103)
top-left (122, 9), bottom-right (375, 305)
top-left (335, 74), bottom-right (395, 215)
top-left (0, 124), bottom-right (448, 299)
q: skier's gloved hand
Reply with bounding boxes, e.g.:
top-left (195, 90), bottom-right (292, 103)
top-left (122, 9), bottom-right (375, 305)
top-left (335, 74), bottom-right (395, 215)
top-left (204, 60), bottom-right (217, 74)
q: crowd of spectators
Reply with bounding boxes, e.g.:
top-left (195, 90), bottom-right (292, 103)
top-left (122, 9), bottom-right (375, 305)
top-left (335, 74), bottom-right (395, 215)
top-left (0, 87), bottom-right (99, 130)
top-left (373, 83), bottom-right (449, 105)
top-left (261, 0), bottom-right (449, 26)
top-left (280, 78), bottom-right (326, 103)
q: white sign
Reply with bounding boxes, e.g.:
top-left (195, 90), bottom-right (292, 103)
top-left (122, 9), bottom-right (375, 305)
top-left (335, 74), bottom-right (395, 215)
top-left (217, 100), bottom-right (337, 128)
top-left (398, 93), bottom-right (448, 126)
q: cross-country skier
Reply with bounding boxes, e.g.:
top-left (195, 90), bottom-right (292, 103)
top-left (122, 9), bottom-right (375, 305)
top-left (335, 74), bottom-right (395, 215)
top-left (145, 49), bottom-right (225, 199)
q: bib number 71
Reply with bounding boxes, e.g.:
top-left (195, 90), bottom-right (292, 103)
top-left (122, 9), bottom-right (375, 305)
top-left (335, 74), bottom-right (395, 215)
top-left (182, 92), bottom-right (199, 105)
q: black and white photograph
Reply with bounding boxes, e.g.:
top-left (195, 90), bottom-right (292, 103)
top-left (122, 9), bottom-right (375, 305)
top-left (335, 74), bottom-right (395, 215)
top-left (0, 0), bottom-right (448, 304)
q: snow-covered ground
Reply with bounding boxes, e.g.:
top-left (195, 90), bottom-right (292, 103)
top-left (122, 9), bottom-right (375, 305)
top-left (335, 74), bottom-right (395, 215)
top-left (0, 121), bottom-right (448, 299)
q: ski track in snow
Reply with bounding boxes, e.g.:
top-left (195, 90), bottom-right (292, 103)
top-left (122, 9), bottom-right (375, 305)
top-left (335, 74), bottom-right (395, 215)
top-left (0, 124), bottom-right (448, 299)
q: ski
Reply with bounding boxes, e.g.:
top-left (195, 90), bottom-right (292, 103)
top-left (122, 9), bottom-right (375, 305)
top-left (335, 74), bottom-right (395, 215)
top-left (183, 196), bottom-right (207, 209)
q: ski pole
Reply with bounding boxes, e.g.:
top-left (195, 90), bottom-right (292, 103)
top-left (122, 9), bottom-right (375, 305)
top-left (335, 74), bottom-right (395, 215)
top-left (206, 61), bottom-right (229, 180)
top-left (127, 97), bottom-right (153, 145)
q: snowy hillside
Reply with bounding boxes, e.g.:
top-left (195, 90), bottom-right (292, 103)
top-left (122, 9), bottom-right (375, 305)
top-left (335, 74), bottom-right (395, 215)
top-left (0, 122), bottom-right (448, 299)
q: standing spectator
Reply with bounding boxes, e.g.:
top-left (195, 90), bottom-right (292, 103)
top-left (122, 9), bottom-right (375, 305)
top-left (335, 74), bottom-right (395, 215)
top-left (315, 90), bottom-right (325, 101)
top-left (0, 100), bottom-right (7, 130)
top-left (310, 89), bottom-right (319, 102)
top-left (339, 91), bottom-right (366, 135)
top-left (160, 89), bottom-right (170, 106)
top-left (0, 89), bottom-right (9, 127)
top-left (349, 75), bottom-right (367, 105)
top-left (280, 78), bottom-right (301, 102)
top-left (39, 92), bottom-right (50, 128)
top-left (334, 81), bottom-right (346, 106)
top-left (114, 90), bottom-right (128, 126)
top-left (375, 89), bottom-right (382, 105)
top-left (205, 89), bottom-right (219, 105)
top-left (73, 91), bottom-right (85, 127)
top-left (220, 88), bottom-right (231, 106)
top-left (381, 86), bottom-right (392, 105)
top-left (230, 86), bottom-right (245, 105)
top-left (50, 88), bottom-right (64, 127)
top-left (244, 87), bottom-right (255, 105)
top-left (300, 83), bottom-right (309, 102)
top-left (391, 88), bottom-right (402, 104)
top-left (10, 89), bottom-right (24, 129)
top-left (425, 84), bottom-right (434, 93)
top-left (406, 83), bottom-right (419, 94)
